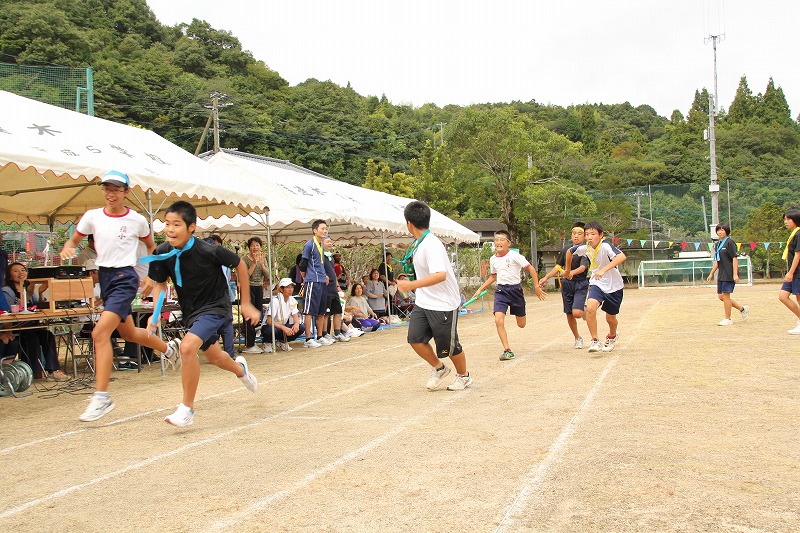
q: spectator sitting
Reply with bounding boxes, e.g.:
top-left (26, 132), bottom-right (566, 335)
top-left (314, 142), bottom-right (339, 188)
top-left (0, 295), bottom-right (20, 361)
top-left (3, 262), bottom-right (68, 381)
top-left (346, 284), bottom-right (381, 331)
top-left (262, 278), bottom-right (306, 352)
top-left (365, 268), bottom-right (389, 318)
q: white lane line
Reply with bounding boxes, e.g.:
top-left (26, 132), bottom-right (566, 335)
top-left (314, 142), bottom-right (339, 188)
top-left (493, 299), bottom-right (661, 532)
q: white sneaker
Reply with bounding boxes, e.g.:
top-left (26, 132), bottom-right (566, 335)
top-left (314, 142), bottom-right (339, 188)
top-left (303, 338), bottom-right (322, 349)
top-left (602, 334), bottom-right (618, 352)
top-left (574, 337), bottom-right (584, 349)
top-left (243, 345), bottom-right (264, 354)
top-left (235, 356), bottom-right (258, 393)
top-left (317, 336), bottom-right (334, 346)
top-left (322, 334), bottom-right (337, 344)
top-left (587, 339), bottom-right (602, 353)
top-left (79, 394), bottom-right (115, 422)
top-left (164, 403), bottom-right (194, 427)
top-left (164, 338), bottom-right (182, 370)
top-left (334, 333), bottom-right (350, 342)
top-left (740, 306), bottom-right (749, 321)
top-left (788, 321), bottom-right (800, 335)
top-left (426, 365), bottom-right (451, 391)
top-left (277, 341), bottom-right (292, 352)
top-left (346, 328), bottom-right (364, 337)
top-left (717, 318), bottom-right (733, 326)
top-left (261, 343), bottom-right (274, 353)
top-left (447, 372), bottom-right (473, 391)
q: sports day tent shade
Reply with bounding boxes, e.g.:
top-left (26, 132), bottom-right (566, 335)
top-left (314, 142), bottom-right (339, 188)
top-left (0, 91), bottom-right (266, 224)
top-left (181, 151), bottom-right (480, 245)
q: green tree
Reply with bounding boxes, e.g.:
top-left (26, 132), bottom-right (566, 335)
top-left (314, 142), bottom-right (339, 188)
top-left (580, 106), bottom-right (598, 152)
top-left (757, 77), bottom-right (793, 127)
top-left (727, 75), bottom-right (755, 123)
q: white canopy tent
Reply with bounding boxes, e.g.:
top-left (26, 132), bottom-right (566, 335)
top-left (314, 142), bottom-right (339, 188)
top-left (152, 151), bottom-right (479, 246)
top-left (0, 91), bottom-right (266, 225)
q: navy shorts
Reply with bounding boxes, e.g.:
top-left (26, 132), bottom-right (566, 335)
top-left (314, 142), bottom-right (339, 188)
top-left (493, 284), bottom-right (526, 316)
top-left (189, 313), bottom-right (235, 359)
top-left (587, 285), bottom-right (624, 315)
top-left (781, 279), bottom-right (800, 295)
top-left (407, 306), bottom-right (462, 359)
top-left (717, 280), bottom-right (736, 294)
top-left (327, 293), bottom-right (342, 314)
top-left (562, 278), bottom-right (589, 315)
top-left (302, 281), bottom-right (327, 316)
top-left (99, 266), bottom-right (139, 322)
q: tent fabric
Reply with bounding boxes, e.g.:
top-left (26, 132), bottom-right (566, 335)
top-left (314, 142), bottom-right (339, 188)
top-left (0, 91), bottom-right (265, 224)
top-left (163, 151), bottom-right (479, 245)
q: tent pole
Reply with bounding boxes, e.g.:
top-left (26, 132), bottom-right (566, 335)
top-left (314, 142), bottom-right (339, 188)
top-left (265, 209), bottom-right (276, 352)
top-left (381, 231), bottom-right (390, 315)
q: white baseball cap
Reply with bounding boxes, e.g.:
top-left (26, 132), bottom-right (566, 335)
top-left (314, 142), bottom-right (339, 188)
top-left (278, 277), bottom-right (295, 288)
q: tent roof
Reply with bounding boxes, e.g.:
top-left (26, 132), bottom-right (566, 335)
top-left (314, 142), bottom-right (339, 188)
top-left (177, 151), bottom-right (479, 245)
top-left (0, 91), bottom-right (267, 224)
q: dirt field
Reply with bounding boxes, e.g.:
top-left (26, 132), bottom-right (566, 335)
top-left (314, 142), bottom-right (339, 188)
top-left (1, 283), bottom-right (798, 532)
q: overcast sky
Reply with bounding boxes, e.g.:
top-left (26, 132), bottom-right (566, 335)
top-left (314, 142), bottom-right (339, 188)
top-left (146, 0), bottom-right (800, 119)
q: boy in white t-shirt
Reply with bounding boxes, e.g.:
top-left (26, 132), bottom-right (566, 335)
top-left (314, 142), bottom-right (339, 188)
top-left (396, 201), bottom-right (472, 391)
top-left (564, 221), bottom-right (627, 353)
top-left (472, 230), bottom-right (545, 360)
top-left (60, 171), bottom-right (178, 422)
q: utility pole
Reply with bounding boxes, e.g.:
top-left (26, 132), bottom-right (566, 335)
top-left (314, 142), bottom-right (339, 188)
top-left (528, 154), bottom-right (538, 272)
top-left (705, 33), bottom-right (724, 236)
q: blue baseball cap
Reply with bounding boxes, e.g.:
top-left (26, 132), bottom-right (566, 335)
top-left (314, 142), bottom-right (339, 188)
top-left (101, 170), bottom-right (130, 189)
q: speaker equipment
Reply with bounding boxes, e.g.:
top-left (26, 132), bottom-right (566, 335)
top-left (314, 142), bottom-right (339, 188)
top-left (28, 266), bottom-right (88, 279)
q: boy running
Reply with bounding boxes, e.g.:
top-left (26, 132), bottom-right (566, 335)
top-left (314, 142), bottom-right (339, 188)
top-left (564, 221), bottom-right (626, 353)
top-left (539, 222), bottom-right (590, 348)
top-left (706, 223), bottom-right (749, 326)
top-left (396, 201), bottom-right (472, 390)
top-left (779, 209), bottom-right (800, 334)
top-left (144, 201), bottom-right (260, 427)
top-left (472, 230), bottom-right (545, 360)
top-left (60, 171), bottom-right (180, 422)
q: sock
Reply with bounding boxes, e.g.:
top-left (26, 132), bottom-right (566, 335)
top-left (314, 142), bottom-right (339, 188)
top-left (335, 329), bottom-right (342, 336)
top-left (436, 364), bottom-right (445, 372)
top-left (95, 391), bottom-right (109, 399)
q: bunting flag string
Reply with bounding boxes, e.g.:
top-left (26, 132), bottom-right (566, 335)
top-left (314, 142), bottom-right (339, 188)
top-left (749, 242), bottom-right (756, 251)
top-left (602, 239), bottom-right (789, 252)
top-left (613, 237), bottom-right (620, 244)
top-left (640, 240), bottom-right (646, 247)
top-left (627, 239), bottom-right (633, 246)
top-left (654, 241), bottom-right (660, 248)
top-left (694, 242), bottom-right (701, 250)
top-left (681, 241), bottom-right (688, 251)
top-left (707, 242), bottom-right (715, 252)
top-left (764, 242), bottom-right (771, 250)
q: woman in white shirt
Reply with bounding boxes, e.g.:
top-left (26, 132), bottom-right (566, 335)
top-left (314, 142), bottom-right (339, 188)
top-left (365, 268), bottom-right (388, 317)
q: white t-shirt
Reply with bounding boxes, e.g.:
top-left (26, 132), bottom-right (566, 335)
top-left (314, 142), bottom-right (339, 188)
top-left (570, 242), bottom-right (624, 293)
top-left (412, 233), bottom-right (460, 311)
top-left (266, 294), bottom-right (299, 325)
top-left (490, 249), bottom-right (530, 285)
top-left (75, 207), bottom-right (150, 268)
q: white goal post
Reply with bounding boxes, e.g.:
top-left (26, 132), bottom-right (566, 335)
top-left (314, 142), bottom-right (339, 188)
top-left (637, 256), bottom-right (753, 289)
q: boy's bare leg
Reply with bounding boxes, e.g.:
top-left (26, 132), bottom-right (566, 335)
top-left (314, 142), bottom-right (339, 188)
top-left (585, 299), bottom-right (600, 339)
top-left (410, 342), bottom-right (441, 368)
top-left (316, 315), bottom-right (327, 337)
top-left (116, 315), bottom-right (168, 352)
top-left (204, 342), bottom-right (244, 376)
top-left (91, 311), bottom-right (122, 392)
top-left (494, 312), bottom-right (510, 350)
top-left (566, 314), bottom-right (580, 338)
top-left (448, 351), bottom-right (467, 375)
top-left (515, 315), bottom-right (526, 328)
top-left (606, 313), bottom-right (619, 338)
top-left (778, 290), bottom-right (800, 319)
top-left (719, 293), bottom-right (742, 319)
top-left (176, 332), bottom-right (202, 409)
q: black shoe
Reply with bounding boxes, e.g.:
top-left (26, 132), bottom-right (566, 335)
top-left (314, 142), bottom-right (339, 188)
top-left (117, 361), bottom-right (138, 371)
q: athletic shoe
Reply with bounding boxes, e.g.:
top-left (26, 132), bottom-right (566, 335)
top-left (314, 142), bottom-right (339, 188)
top-left (740, 306), bottom-right (749, 321)
top-left (261, 343), bottom-right (274, 353)
top-left (587, 339), bottom-right (602, 353)
top-left (788, 321), bottom-right (800, 335)
top-left (164, 338), bottom-right (181, 369)
top-left (50, 369), bottom-right (70, 381)
top-left (243, 345), bottom-right (264, 354)
top-left (447, 372), bottom-right (473, 391)
top-left (235, 355), bottom-right (258, 393)
top-left (117, 361), bottom-right (138, 371)
top-left (79, 394), bottom-right (115, 422)
top-left (323, 334), bottom-right (337, 344)
top-left (426, 365), bottom-right (451, 391)
top-left (346, 328), bottom-right (364, 337)
top-left (602, 334), bottom-right (618, 352)
top-left (317, 336), bottom-right (334, 346)
top-left (717, 318), bottom-right (733, 326)
top-left (277, 341), bottom-right (292, 352)
top-left (164, 403), bottom-right (194, 427)
top-left (334, 333), bottom-right (350, 342)
top-left (574, 337), bottom-right (584, 349)
top-left (303, 338), bottom-right (322, 349)
top-left (499, 349), bottom-right (515, 361)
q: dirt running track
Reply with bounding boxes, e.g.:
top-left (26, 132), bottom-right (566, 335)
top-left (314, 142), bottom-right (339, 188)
top-left (1, 283), bottom-right (798, 532)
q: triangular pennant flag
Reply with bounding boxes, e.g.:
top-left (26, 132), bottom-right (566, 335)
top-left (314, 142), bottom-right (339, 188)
top-left (640, 240), bottom-right (646, 247)
top-left (764, 242), bottom-right (771, 250)
top-left (627, 239), bottom-right (633, 246)
top-left (681, 242), bottom-right (688, 251)
top-left (778, 242), bottom-right (783, 249)
top-left (749, 242), bottom-right (756, 251)
top-left (708, 242), bottom-right (715, 252)
top-left (694, 242), bottom-right (700, 250)
top-left (668, 241), bottom-right (674, 247)
top-left (736, 242), bottom-right (742, 250)
top-left (654, 241), bottom-right (660, 248)
top-left (613, 237), bottom-right (620, 244)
